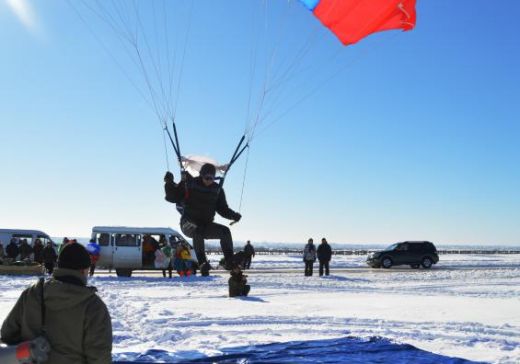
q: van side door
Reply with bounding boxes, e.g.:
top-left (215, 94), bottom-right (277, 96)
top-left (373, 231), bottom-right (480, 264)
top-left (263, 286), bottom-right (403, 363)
top-left (95, 233), bottom-right (113, 268)
top-left (113, 234), bottom-right (141, 269)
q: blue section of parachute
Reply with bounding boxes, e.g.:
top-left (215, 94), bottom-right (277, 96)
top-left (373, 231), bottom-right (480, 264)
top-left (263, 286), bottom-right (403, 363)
top-left (113, 336), bottom-right (484, 363)
top-left (299, 0), bottom-right (320, 11)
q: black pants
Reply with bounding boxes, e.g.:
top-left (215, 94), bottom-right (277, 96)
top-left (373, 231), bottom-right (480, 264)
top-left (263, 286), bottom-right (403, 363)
top-left (319, 261), bottom-right (330, 276)
top-left (304, 260), bottom-right (314, 276)
top-left (244, 255), bottom-right (252, 269)
top-left (89, 264), bottom-right (96, 277)
top-left (162, 262), bottom-right (173, 278)
top-left (181, 219), bottom-right (234, 264)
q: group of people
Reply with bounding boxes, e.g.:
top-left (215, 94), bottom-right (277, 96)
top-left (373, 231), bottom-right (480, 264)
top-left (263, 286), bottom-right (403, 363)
top-left (303, 238), bottom-right (333, 276)
top-left (0, 238), bottom-right (59, 274)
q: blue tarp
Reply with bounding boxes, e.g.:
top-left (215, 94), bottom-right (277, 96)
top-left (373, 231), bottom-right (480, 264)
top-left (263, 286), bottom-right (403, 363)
top-left (114, 336), bottom-right (486, 363)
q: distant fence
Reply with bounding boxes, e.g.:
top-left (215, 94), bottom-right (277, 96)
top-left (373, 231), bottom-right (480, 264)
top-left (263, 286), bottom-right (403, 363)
top-left (206, 248), bottom-right (520, 255)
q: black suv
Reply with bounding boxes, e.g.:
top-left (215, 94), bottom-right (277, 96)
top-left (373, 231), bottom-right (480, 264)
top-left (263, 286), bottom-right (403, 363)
top-left (366, 241), bottom-right (439, 269)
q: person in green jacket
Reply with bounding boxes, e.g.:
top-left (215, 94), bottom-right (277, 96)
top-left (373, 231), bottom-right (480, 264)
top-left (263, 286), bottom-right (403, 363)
top-left (1, 242), bottom-right (112, 364)
top-left (161, 237), bottom-right (174, 278)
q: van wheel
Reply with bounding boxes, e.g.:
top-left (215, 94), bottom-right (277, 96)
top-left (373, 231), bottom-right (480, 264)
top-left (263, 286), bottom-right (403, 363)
top-left (381, 257), bottom-right (393, 269)
top-left (116, 269), bottom-right (132, 277)
top-left (421, 257), bottom-right (433, 269)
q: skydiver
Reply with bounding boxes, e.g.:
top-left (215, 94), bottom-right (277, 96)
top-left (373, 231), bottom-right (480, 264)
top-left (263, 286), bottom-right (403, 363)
top-left (164, 163), bottom-right (241, 276)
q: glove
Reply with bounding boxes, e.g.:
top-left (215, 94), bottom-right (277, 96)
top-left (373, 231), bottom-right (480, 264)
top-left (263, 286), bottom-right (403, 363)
top-left (234, 213), bottom-right (242, 222)
top-left (164, 171), bottom-right (174, 183)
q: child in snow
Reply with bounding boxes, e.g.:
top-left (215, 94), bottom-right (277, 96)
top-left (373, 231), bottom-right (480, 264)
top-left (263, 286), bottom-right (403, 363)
top-left (174, 242), bottom-right (192, 277)
top-left (228, 266), bottom-right (250, 297)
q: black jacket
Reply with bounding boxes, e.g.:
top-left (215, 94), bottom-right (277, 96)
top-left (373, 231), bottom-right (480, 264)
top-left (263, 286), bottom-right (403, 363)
top-left (33, 243), bottom-right (44, 263)
top-left (317, 242), bottom-right (332, 262)
top-left (42, 246), bottom-right (58, 264)
top-left (165, 175), bottom-right (240, 225)
top-left (6, 242), bottom-right (19, 259)
top-left (244, 244), bottom-right (255, 257)
top-left (19, 243), bottom-right (33, 259)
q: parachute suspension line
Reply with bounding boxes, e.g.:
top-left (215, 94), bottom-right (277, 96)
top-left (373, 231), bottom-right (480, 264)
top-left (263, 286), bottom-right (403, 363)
top-left (255, 31), bottom-right (403, 140)
top-left (69, 0), bottom-right (173, 170)
top-left (162, 0), bottom-right (175, 120)
top-left (162, 129), bottom-right (170, 171)
top-left (254, 4), bottom-right (328, 142)
top-left (172, 0), bottom-right (195, 122)
top-left (237, 146), bottom-right (251, 213)
top-left (244, 0), bottom-right (262, 136)
top-left (69, 1), bottom-right (155, 113)
top-left (129, 1), bottom-right (170, 127)
top-left (246, 0), bottom-right (312, 144)
top-left (81, 0), bottom-right (169, 129)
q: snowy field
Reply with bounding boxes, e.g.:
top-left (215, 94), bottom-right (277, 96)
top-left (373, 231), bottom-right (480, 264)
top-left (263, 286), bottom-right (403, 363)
top-left (1, 253), bottom-right (519, 363)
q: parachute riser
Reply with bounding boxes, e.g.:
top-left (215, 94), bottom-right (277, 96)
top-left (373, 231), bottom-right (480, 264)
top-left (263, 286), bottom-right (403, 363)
top-left (164, 120), bottom-right (185, 174)
top-left (218, 135), bottom-right (249, 190)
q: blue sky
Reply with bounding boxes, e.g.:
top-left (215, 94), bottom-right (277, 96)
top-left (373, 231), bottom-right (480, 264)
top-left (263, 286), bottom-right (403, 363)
top-left (0, 0), bottom-right (519, 245)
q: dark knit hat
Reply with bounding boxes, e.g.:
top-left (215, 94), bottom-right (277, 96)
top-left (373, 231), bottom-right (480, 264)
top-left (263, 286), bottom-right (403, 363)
top-left (58, 242), bottom-right (91, 270)
top-left (200, 163), bottom-right (216, 177)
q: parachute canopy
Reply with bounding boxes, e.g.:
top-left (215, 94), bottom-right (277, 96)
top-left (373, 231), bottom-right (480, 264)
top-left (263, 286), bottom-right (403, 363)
top-left (181, 155), bottom-right (228, 177)
top-left (299, 0), bottom-right (416, 45)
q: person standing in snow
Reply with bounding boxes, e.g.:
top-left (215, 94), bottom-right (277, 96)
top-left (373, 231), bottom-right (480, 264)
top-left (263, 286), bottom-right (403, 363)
top-left (303, 238), bottom-right (317, 276)
top-left (160, 237), bottom-right (174, 278)
top-left (317, 238), bottom-right (332, 276)
top-left (164, 163), bottom-right (241, 275)
top-left (243, 241), bottom-right (255, 270)
top-left (18, 239), bottom-right (33, 261)
top-left (1, 242), bottom-right (112, 363)
top-left (6, 238), bottom-right (19, 261)
top-left (86, 239), bottom-right (101, 277)
top-left (0, 241), bottom-right (5, 261)
top-left (33, 238), bottom-right (44, 264)
top-left (42, 242), bottom-right (58, 274)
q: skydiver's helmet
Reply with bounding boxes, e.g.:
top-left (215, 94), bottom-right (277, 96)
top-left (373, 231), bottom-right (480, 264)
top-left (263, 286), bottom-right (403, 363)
top-left (199, 163), bottom-right (216, 178)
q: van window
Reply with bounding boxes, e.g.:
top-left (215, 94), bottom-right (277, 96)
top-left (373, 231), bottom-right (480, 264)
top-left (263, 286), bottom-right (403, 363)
top-left (12, 234), bottom-right (33, 245)
top-left (168, 234), bottom-right (186, 248)
top-left (96, 233), bottom-right (110, 246)
top-left (37, 235), bottom-right (53, 245)
top-left (115, 234), bottom-right (139, 247)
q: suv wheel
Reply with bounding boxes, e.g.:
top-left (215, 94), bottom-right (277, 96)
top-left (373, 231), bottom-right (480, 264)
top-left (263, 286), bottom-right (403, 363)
top-left (381, 257), bottom-right (393, 269)
top-left (421, 257), bottom-right (433, 269)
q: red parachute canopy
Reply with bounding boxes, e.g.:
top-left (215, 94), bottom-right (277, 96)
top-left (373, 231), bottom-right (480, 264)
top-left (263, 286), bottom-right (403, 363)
top-left (310, 0), bottom-right (416, 45)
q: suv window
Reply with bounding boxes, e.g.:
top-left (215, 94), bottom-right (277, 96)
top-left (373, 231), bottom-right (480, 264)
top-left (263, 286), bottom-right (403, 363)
top-left (396, 243), bottom-right (409, 251)
top-left (409, 243), bottom-right (423, 252)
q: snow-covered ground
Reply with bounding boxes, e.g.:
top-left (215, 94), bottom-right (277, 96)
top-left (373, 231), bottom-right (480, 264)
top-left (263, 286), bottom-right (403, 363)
top-left (1, 253), bottom-right (519, 363)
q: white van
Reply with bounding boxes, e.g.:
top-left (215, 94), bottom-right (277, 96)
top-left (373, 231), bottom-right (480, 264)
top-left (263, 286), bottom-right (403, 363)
top-left (0, 229), bottom-right (56, 253)
top-left (90, 226), bottom-right (197, 277)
